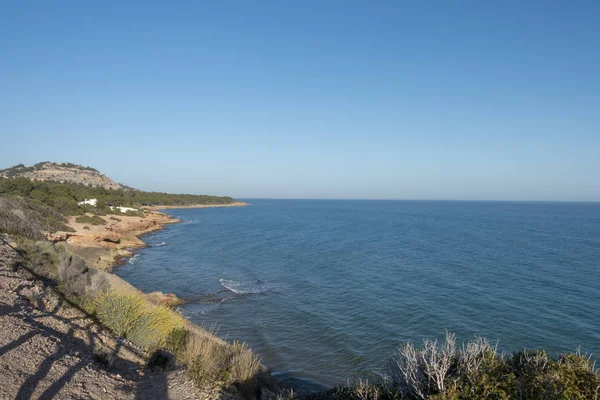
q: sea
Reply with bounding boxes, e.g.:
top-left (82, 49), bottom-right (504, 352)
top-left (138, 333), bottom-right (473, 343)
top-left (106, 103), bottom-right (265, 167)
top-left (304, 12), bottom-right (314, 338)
top-left (115, 200), bottom-right (600, 391)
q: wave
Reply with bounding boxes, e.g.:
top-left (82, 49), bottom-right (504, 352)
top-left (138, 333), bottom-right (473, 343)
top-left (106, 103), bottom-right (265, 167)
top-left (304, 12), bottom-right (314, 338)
top-left (182, 302), bottom-right (221, 316)
top-left (219, 278), bottom-right (270, 294)
top-left (128, 254), bottom-right (140, 265)
top-left (153, 241), bottom-right (168, 247)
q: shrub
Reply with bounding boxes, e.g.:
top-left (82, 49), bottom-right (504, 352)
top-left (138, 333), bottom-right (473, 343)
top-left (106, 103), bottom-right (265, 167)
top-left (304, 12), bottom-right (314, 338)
top-left (93, 349), bottom-right (116, 369)
top-left (147, 348), bottom-right (176, 370)
top-left (94, 290), bottom-right (145, 338)
top-left (15, 238), bottom-right (63, 279)
top-left (0, 195), bottom-right (72, 239)
top-left (183, 331), bottom-right (231, 385)
top-left (229, 341), bottom-right (262, 382)
top-left (166, 328), bottom-right (189, 358)
top-left (390, 331), bottom-right (456, 399)
top-left (75, 215), bottom-right (107, 225)
top-left (167, 327), bottom-right (262, 389)
top-left (93, 289), bottom-right (185, 348)
top-left (387, 333), bottom-right (600, 400)
top-left (124, 209), bottom-right (146, 218)
top-left (128, 303), bottom-right (186, 348)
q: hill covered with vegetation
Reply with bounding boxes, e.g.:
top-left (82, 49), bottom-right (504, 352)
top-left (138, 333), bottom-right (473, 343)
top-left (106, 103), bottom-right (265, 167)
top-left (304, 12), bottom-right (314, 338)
top-left (0, 161), bottom-right (238, 218)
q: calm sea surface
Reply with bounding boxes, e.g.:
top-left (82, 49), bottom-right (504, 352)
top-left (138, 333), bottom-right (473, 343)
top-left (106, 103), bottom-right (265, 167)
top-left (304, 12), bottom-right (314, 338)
top-left (116, 200), bottom-right (600, 390)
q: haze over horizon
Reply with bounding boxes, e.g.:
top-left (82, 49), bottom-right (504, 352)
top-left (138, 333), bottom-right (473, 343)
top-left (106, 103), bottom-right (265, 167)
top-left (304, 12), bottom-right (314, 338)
top-left (2, 1), bottom-right (599, 201)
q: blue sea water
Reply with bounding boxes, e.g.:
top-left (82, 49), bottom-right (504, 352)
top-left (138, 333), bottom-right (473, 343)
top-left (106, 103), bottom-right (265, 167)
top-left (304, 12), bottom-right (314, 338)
top-left (116, 200), bottom-right (600, 390)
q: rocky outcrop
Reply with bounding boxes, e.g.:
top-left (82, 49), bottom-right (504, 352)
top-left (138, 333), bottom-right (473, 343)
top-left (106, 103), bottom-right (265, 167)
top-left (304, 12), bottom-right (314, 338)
top-left (45, 231), bottom-right (71, 243)
top-left (0, 162), bottom-right (124, 190)
top-left (94, 233), bottom-right (121, 244)
top-left (146, 292), bottom-right (187, 307)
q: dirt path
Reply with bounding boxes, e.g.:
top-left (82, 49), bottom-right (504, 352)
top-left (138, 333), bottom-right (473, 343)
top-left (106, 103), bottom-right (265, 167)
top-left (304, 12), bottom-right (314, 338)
top-left (0, 235), bottom-right (235, 400)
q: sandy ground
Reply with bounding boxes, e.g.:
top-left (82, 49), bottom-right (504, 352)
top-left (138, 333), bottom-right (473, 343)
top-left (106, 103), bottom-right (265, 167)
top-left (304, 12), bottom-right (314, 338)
top-left (63, 210), bottom-right (179, 271)
top-left (0, 235), bottom-right (237, 400)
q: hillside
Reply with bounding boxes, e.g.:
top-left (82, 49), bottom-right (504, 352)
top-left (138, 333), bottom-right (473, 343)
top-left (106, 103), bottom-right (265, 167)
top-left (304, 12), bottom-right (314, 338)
top-left (0, 162), bottom-right (241, 216)
top-left (0, 162), bottom-right (124, 190)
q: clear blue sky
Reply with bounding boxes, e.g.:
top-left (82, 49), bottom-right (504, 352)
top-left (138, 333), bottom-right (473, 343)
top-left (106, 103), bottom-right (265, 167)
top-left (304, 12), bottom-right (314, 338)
top-left (1, 1), bottom-right (599, 201)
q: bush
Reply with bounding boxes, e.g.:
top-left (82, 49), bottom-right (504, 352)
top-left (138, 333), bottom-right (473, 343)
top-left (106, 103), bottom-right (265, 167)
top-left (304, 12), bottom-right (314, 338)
top-left (387, 333), bottom-right (600, 400)
top-left (166, 328), bottom-right (189, 358)
top-left (75, 215), bottom-right (107, 225)
top-left (123, 209), bottom-right (146, 218)
top-left (15, 238), bottom-right (64, 279)
top-left (166, 327), bottom-right (262, 388)
top-left (94, 290), bottom-right (185, 348)
top-left (0, 195), bottom-right (72, 239)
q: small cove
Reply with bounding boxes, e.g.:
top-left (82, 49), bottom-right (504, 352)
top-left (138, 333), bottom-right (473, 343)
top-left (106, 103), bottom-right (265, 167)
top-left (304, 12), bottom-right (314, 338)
top-left (116, 200), bottom-right (600, 391)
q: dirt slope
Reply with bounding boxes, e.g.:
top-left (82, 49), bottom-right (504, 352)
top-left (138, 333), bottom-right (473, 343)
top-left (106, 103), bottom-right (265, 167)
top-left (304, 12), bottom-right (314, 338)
top-left (0, 235), bottom-right (235, 400)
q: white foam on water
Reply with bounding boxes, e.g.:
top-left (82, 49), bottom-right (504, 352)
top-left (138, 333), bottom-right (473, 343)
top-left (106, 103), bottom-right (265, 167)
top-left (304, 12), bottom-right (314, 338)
top-left (219, 278), bottom-right (270, 294)
top-left (128, 254), bottom-right (140, 264)
top-left (153, 241), bottom-right (168, 247)
top-left (181, 302), bottom-right (221, 317)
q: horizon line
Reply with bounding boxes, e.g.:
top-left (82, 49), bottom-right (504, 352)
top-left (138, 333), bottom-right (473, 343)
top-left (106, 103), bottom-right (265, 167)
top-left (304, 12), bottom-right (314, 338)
top-left (236, 198), bottom-right (600, 204)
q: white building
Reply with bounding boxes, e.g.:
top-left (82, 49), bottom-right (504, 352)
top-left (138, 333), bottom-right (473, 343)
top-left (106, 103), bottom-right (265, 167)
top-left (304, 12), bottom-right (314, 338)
top-left (77, 198), bottom-right (137, 213)
top-left (77, 198), bottom-right (97, 206)
top-left (110, 206), bottom-right (138, 213)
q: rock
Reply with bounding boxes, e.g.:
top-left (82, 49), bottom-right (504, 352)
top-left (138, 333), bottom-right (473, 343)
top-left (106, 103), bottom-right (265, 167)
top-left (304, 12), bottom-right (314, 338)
top-left (146, 292), bottom-right (187, 307)
top-left (94, 234), bottom-right (121, 244)
top-left (46, 232), bottom-right (70, 243)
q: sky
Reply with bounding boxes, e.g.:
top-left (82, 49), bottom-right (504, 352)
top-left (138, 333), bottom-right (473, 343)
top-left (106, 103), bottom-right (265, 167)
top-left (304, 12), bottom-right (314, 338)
top-left (1, 1), bottom-right (599, 201)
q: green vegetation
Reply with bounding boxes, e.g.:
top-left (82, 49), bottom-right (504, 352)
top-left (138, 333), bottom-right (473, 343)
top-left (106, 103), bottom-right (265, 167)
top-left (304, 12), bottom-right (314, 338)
top-left (75, 215), bottom-right (107, 225)
top-left (0, 195), bottom-right (73, 239)
top-left (13, 238), bottom-right (66, 279)
top-left (289, 333), bottom-right (600, 400)
top-left (0, 162), bottom-right (98, 176)
top-left (59, 162), bottom-right (99, 172)
top-left (0, 176), bottom-right (236, 217)
top-left (92, 289), bottom-right (186, 349)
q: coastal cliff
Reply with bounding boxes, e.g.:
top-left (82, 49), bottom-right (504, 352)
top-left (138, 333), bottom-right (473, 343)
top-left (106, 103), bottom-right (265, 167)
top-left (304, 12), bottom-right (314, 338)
top-left (1, 162), bottom-right (599, 400)
top-left (0, 162), bottom-right (276, 400)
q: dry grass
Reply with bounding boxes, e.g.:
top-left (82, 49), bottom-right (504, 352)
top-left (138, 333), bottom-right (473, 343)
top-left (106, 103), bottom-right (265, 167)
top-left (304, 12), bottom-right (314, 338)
top-left (166, 326), bottom-right (262, 388)
top-left (229, 340), bottom-right (262, 382)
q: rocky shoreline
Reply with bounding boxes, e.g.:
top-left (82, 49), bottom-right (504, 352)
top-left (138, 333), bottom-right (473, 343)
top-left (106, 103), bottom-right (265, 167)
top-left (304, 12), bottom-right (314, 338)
top-left (54, 203), bottom-right (248, 307)
top-left (0, 202), bottom-right (267, 399)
